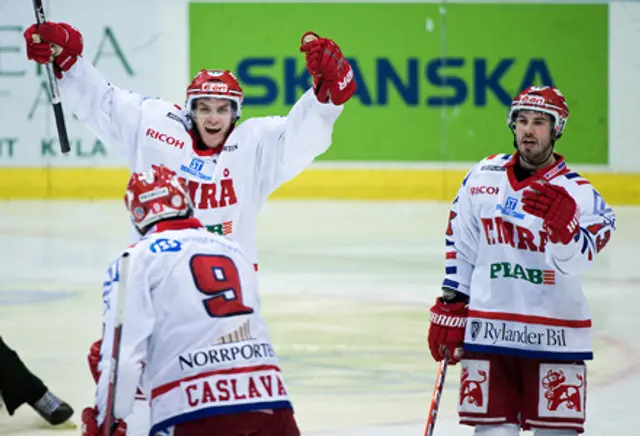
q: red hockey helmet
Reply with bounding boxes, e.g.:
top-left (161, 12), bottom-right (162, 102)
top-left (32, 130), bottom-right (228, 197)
top-left (124, 165), bottom-right (192, 233)
top-left (507, 86), bottom-right (570, 139)
top-left (186, 69), bottom-right (244, 120)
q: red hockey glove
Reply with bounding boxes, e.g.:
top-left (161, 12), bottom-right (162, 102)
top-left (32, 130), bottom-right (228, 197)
top-left (90, 338), bottom-right (146, 399)
top-left (24, 22), bottom-right (83, 78)
top-left (88, 339), bottom-right (102, 384)
top-left (81, 407), bottom-right (126, 436)
top-left (300, 31), bottom-right (356, 105)
top-left (522, 181), bottom-right (579, 245)
top-left (427, 297), bottom-right (467, 364)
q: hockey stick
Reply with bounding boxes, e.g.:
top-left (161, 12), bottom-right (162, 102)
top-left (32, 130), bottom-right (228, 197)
top-left (103, 252), bottom-right (130, 436)
top-left (423, 355), bottom-right (449, 436)
top-left (31, 0), bottom-right (71, 154)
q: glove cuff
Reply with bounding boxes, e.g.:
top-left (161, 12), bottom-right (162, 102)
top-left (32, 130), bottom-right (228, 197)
top-left (313, 78), bottom-right (330, 103)
top-left (56, 53), bottom-right (77, 71)
top-left (442, 288), bottom-right (470, 304)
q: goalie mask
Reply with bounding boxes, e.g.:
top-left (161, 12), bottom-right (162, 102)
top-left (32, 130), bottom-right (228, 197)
top-left (124, 165), bottom-right (193, 234)
top-left (507, 86), bottom-right (570, 140)
top-left (186, 69), bottom-right (244, 122)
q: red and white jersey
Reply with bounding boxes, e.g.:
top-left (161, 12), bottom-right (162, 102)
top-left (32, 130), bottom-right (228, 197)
top-left (95, 218), bottom-right (291, 433)
top-left (59, 57), bottom-right (343, 264)
top-left (444, 153), bottom-right (616, 360)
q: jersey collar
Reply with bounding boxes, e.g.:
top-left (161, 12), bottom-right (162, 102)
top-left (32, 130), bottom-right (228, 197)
top-left (504, 152), bottom-right (569, 191)
top-left (147, 217), bottom-right (205, 235)
top-left (189, 124), bottom-right (236, 157)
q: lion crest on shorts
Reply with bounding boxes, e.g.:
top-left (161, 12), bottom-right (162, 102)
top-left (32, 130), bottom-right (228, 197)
top-left (460, 366), bottom-right (488, 407)
top-left (541, 369), bottom-right (584, 412)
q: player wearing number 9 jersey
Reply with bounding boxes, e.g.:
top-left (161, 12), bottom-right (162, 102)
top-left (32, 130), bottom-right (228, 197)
top-left (80, 165), bottom-right (300, 436)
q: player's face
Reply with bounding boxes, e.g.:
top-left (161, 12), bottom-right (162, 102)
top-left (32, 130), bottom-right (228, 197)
top-left (193, 99), bottom-right (234, 148)
top-left (514, 111), bottom-right (555, 167)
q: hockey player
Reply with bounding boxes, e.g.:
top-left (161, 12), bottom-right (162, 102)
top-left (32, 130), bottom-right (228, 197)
top-left (23, 22), bottom-right (354, 266)
top-left (0, 336), bottom-right (74, 425)
top-left (24, 22), bottom-right (355, 435)
top-left (427, 86), bottom-right (616, 435)
top-left (80, 165), bottom-right (300, 436)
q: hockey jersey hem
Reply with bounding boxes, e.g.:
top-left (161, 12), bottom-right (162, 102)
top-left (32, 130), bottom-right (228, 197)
top-left (468, 309), bottom-right (592, 328)
top-left (150, 364), bottom-right (283, 398)
top-left (464, 310), bottom-right (592, 359)
top-left (149, 364), bottom-right (291, 432)
top-left (148, 400), bottom-right (294, 435)
top-left (463, 344), bottom-right (593, 361)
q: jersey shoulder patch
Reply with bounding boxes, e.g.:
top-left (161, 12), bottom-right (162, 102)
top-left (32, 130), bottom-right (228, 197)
top-left (475, 154), bottom-right (511, 173)
top-left (483, 153), bottom-right (512, 162)
top-left (562, 170), bottom-right (591, 186)
top-left (165, 110), bottom-right (190, 132)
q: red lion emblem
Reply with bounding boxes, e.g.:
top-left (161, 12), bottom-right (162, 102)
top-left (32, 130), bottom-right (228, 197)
top-left (460, 367), bottom-right (488, 407)
top-left (541, 369), bottom-right (584, 412)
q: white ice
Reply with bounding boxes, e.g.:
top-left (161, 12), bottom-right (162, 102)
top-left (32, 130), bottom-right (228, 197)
top-left (0, 200), bottom-right (637, 436)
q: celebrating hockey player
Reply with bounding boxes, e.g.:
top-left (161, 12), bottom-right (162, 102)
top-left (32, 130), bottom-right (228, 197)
top-left (23, 22), bottom-right (354, 265)
top-left (24, 21), bottom-right (355, 435)
top-left (427, 86), bottom-right (616, 435)
top-left (80, 165), bottom-right (300, 436)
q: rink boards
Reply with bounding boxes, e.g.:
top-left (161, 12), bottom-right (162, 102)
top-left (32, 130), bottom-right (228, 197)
top-left (0, 166), bottom-right (638, 205)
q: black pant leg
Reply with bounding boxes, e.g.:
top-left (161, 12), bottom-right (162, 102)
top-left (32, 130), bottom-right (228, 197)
top-left (0, 336), bottom-right (47, 415)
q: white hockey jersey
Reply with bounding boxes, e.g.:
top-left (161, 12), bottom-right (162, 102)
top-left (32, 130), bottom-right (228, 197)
top-left (96, 218), bottom-right (291, 434)
top-left (443, 153), bottom-right (615, 360)
top-left (59, 57), bottom-right (343, 265)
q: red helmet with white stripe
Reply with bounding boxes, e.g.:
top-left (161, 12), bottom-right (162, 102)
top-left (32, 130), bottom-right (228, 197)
top-left (124, 165), bottom-right (193, 234)
top-left (186, 69), bottom-right (244, 120)
top-left (507, 86), bottom-right (570, 139)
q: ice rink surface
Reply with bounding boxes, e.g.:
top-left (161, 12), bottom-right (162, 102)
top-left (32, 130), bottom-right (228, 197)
top-left (0, 200), bottom-right (637, 435)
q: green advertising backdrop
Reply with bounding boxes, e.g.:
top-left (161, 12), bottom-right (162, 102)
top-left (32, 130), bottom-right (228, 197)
top-left (190, 3), bottom-right (607, 163)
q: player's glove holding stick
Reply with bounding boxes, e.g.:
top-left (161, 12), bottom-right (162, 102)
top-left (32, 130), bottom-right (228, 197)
top-left (300, 31), bottom-right (356, 105)
top-left (24, 21), bottom-right (83, 79)
top-left (80, 407), bottom-right (126, 436)
top-left (427, 297), bottom-right (467, 364)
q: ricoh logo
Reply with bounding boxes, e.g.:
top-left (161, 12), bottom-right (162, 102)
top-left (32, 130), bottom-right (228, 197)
top-left (470, 185), bottom-right (499, 196)
top-left (145, 128), bottom-right (185, 149)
